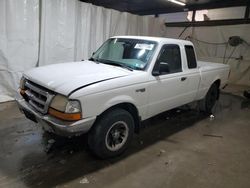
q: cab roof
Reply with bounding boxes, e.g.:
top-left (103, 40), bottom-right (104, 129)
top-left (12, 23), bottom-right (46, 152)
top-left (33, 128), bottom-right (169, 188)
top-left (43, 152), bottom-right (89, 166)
top-left (111, 35), bottom-right (194, 46)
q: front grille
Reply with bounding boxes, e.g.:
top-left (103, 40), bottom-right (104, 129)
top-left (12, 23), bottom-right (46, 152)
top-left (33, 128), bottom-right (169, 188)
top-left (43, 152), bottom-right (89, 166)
top-left (24, 80), bottom-right (54, 114)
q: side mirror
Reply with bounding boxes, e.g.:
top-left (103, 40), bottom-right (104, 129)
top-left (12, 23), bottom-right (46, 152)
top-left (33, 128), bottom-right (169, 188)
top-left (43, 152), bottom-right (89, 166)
top-left (92, 52), bottom-right (96, 56)
top-left (152, 62), bottom-right (170, 76)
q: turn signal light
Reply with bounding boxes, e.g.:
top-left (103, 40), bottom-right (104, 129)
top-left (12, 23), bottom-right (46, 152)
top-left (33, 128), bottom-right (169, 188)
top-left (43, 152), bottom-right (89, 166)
top-left (48, 108), bottom-right (81, 121)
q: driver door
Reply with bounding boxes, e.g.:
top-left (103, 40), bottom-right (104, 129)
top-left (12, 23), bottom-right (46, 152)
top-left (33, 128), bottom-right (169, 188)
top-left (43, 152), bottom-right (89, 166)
top-left (147, 44), bottom-right (189, 118)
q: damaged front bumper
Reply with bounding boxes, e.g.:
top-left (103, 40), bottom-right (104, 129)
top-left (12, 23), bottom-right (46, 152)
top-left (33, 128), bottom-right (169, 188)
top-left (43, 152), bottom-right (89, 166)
top-left (16, 97), bottom-right (96, 137)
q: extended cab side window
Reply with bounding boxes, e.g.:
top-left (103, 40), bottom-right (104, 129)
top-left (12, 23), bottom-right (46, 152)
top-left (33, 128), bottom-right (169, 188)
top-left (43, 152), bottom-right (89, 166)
top-left (154, 44), bottom-right (182, 75)
top-left (185, 45), bottom-right (197, 69)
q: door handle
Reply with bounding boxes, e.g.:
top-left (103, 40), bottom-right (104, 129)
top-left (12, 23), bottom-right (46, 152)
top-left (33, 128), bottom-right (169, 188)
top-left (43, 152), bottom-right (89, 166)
top-left (181, 77), bottom-right (187, 81)
top-left (136, 88), bottom-right (146, 92)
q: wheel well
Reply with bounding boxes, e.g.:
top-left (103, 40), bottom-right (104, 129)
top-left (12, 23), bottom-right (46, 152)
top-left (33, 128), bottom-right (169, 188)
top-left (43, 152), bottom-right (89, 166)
top-left (98, 103), bottom-right (141, 134)
top-left (213, 79), bottom-right (221, 99)
top-left (214, 79), bottom-right (221, 88)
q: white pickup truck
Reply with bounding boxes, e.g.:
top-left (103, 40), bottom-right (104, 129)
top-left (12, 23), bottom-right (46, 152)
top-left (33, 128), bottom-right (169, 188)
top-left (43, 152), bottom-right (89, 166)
top-left (17, 36), bottom-right (230, 158)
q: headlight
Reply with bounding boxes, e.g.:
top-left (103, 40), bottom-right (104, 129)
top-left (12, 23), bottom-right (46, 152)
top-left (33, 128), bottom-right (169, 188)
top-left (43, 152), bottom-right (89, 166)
top-left (50, 95), bottom-right (68, 112)
top-left (49, 95), bottom-right (82, 121)
top-left (20, 76), bottom-right (26, 90)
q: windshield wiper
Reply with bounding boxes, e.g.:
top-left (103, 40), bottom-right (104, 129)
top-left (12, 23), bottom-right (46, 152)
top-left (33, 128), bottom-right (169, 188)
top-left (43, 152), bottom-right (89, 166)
top-left (89, 58), bottom-right (133, 71)
top-left (102, 61), bottom-right (133, 71)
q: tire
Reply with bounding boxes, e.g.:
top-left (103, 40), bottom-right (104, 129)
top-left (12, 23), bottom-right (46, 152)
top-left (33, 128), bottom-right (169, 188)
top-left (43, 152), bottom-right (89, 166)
top-left (199, 83), bottom-right (219, 113)
top-left (243, 90), bottom-right (250, 99)
top-left (88, 108), bottom-right (134, 158)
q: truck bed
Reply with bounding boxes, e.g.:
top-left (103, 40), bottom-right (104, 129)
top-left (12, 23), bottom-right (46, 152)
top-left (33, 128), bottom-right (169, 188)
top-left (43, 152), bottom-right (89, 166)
top-left (198, 61), bottom-right (229, 71)
top-left (196, 61), bottom-right (230, 100)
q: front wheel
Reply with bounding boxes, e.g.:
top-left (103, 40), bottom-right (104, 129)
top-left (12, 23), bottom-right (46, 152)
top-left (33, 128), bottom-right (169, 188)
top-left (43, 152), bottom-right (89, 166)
top-left (88, 108), bottom-right (134, 158)
top-left (199, 83), bottom-right (219, 113)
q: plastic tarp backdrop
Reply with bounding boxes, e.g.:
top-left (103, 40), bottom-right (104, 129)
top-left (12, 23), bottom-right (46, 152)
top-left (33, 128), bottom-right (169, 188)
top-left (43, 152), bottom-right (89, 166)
top-left (0, 0), bottom-right (165, 102)
top-left (164, 25), bottom-right (250, 86)
top-left (0, 0), bottom-right (39, 102)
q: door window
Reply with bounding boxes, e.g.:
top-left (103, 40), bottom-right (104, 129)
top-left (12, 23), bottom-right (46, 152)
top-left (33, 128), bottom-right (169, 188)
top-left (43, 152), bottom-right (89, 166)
top-left (185, 45), bottom-right (197, 69)
top-left (154, 44), bottom-right (182, 75)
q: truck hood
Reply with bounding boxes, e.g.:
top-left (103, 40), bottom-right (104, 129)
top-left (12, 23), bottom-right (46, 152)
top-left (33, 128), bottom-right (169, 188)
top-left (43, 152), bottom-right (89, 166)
top-left (24, 61), bottom-right (131, 96)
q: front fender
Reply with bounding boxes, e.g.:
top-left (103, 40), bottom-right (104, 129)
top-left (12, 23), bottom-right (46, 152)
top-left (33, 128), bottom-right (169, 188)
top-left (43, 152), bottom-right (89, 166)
top-left (102, 95), bottom-right (138, 113)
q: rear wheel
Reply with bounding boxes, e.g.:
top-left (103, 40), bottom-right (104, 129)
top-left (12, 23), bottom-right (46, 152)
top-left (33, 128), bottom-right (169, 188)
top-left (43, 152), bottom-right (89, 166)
top-left (199, 83), bottom-right (219, 113)
top-left (243, 90), bottom-right (250, 99)
top-left (88, 108), bottom-right (134, 158)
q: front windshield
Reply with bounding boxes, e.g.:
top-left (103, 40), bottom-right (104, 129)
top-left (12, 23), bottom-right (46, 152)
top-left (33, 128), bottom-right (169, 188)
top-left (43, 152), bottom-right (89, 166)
top-left (91, 38), bottom-right (157, 70)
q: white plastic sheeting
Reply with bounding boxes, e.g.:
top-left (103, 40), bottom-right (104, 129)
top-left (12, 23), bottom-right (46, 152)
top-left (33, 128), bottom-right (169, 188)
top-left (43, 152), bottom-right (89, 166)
top-left (0, 0), bottom-right (39, 102)
top-left (164, 25), bottom-right (250, 86)
top-left (39, 0), bottom-right (165, 65)
top-left (39, 0), bottom-right (78, 66)
top-left (0, 0), bottom-right (165, 102)
top-left (75, 2), bottom-right (165, 61)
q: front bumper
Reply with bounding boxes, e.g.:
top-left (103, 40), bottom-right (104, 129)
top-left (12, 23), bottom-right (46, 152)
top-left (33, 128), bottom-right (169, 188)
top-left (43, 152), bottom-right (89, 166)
top-left (16, 97), bottom-right (96, 137)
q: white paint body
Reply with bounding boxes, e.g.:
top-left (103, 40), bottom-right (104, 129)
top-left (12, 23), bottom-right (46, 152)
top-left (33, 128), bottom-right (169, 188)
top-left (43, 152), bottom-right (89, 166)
top-left (23, 36), bottom-right (230, 132)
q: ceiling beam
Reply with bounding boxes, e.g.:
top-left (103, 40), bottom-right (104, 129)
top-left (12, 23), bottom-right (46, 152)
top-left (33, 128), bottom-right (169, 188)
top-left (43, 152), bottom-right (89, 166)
top-left (137, 0), bottom-right (250, 15)
top-left (79, 0), bottom-right (250, 15)
top-left (187, 0), bottom-right (248, 11)
top-left (165, 19), bottom-right (250, 27)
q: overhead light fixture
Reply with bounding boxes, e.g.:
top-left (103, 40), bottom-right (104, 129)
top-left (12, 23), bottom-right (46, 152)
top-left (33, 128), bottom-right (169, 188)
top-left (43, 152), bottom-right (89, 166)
top-left (168, 0), bottom-right (186, 6)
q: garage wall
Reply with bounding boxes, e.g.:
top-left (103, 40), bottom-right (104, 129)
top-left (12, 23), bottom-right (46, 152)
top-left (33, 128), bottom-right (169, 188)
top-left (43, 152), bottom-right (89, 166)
top-left (164, 25), bottom-right (250, 86)
top-left (0, 0), bottom-right (165, 102)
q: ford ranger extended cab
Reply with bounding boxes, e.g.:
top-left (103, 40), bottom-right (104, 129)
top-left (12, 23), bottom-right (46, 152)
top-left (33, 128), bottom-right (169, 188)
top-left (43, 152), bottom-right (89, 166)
top-left (16, 36), bottom-right (230, 158)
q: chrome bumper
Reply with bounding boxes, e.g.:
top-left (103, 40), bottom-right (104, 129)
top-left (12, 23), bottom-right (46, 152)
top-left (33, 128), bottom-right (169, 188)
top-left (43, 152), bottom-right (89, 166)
top-left (16, 97), bottom-right (96, 137)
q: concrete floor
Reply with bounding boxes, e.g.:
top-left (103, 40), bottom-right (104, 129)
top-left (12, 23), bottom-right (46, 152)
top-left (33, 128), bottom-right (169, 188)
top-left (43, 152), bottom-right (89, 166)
top-left (0, 86), bottom-right (250, 188)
